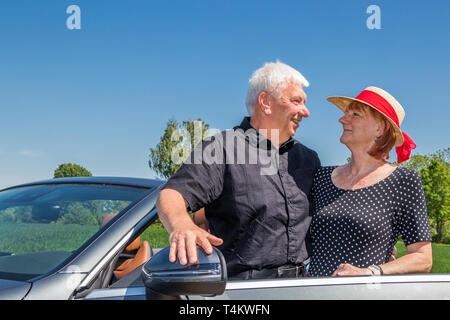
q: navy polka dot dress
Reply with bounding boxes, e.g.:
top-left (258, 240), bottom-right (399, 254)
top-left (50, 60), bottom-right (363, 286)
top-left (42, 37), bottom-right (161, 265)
top-left (309, 166), bottom-right (432, 277)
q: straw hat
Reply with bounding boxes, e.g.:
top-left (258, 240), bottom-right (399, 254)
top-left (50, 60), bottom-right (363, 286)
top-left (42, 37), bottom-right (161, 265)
top-left (326, 86), bottom-right (416, 163)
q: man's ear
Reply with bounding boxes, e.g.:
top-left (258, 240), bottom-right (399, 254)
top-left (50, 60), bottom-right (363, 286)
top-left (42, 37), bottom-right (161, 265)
top-left (257, 91), bottom-right (272, 115)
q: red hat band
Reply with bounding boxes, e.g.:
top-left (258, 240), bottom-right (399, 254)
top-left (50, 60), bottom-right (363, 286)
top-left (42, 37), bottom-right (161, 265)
top-left (354, 89), bottom-right (416, 163)
top-left (355, 90), bottom-right (400, 127)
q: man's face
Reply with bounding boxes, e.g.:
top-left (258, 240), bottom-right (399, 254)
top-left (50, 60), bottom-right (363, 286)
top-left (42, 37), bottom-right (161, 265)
top-left (270, 83), bottom-right (309, 140)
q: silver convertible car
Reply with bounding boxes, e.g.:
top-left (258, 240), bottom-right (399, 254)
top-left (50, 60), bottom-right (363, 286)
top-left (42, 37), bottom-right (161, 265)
top-left (0, 176), bottom-right (449, 300)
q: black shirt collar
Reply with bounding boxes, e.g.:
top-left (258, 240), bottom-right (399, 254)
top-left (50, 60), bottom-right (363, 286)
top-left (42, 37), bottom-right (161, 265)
top-left (236, 117), bottom-right (296, 153)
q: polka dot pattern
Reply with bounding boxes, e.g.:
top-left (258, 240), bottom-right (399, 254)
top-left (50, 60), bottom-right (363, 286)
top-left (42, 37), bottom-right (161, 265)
top-left (308, 166), bottom-right (432, 277)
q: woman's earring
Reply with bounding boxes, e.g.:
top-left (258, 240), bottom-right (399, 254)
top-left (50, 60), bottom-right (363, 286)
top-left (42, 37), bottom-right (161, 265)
top-left (374, 136), bottom-right (380, 142)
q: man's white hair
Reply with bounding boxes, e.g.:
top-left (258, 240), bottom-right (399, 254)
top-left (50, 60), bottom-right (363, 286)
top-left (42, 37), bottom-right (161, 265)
top-left (245, 60), bottom-right (309, 116)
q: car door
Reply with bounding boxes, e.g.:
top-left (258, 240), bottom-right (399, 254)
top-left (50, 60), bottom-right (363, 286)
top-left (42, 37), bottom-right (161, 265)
top-left (203, 274), bottom-right (450, 300)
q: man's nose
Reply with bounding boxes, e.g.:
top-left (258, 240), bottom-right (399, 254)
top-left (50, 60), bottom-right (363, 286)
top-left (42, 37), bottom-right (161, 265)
top-left (298, 104), bottom-right (310, 118)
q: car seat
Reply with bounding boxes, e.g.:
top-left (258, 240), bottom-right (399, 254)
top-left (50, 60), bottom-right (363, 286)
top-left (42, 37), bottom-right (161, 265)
top-left (113, 240), bottom-right (151, 280)
top-left (100, 213), bottom-right (152, 280)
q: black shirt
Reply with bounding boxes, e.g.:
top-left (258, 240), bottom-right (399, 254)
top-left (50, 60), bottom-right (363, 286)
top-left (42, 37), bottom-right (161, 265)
top-left (309, 166), bottom-right (432, 277)
top-left (163, 117), bottom-right (321, 276)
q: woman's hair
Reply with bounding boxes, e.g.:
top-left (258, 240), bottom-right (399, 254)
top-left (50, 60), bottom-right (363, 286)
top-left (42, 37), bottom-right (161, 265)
top-left (245, 60), bottom-right (309, 116)
top-left (347, 101), bottom-right (397, 160)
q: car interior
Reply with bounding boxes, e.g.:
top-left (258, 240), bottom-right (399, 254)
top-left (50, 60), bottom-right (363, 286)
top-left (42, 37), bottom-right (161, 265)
top-left (101, 235), bottom-right (155, 289)
top-left (71, 213), bottom-right (155, 299)
top-left (101, 213), bottom-right (154, 286)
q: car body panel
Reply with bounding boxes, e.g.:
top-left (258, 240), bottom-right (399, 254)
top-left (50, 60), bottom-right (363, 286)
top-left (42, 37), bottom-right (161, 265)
top-left (0, 279), bottom-right (31, 300)
top-left (210, 274), bottom-right (450, 300)
top-left (84, 273), bottom-right (450, 300)
top-left (83, 287), bottom-right (147, 300)
top-left (0, 176), bottom-right (162, 192)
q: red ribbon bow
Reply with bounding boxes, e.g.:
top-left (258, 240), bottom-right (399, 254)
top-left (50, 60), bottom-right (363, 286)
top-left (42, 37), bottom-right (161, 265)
top-left (396, 132), bottom-right (416, 164)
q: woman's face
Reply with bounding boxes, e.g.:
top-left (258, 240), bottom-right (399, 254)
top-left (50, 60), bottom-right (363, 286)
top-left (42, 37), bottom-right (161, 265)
top-left (338, 103), bottom-right (383, 149)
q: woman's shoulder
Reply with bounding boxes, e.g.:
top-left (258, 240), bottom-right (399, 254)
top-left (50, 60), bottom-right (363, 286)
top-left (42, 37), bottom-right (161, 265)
top-left (395, 165), bottom-right (419, 175)
top-left (313, 165), bottom-right (338, 182)
top-left (390, 166), bottom-right (421, 181)
top-left (392, 166), bottom-right (423, 187)
top-left (315, 165), bottom-right (338, 174)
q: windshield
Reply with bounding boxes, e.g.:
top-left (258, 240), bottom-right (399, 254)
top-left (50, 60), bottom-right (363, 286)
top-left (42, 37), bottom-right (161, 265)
top-left (0, 183), bottom-right (149, 281)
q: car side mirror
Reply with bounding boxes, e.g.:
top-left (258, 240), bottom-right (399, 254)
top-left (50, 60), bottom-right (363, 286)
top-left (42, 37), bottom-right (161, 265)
top-left (141, 246), bottom-right (227, 300)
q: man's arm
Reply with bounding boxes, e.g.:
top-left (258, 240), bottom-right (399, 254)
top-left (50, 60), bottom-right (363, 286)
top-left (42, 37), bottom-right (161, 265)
top-left (157, 188), bottom-right (223, 265)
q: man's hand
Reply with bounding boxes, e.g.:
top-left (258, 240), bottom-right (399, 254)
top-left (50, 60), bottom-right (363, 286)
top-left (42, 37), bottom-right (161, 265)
top-left (157, 188), bottom-right (223, 265)
top-left (169, 224), bottom-right (223, 265)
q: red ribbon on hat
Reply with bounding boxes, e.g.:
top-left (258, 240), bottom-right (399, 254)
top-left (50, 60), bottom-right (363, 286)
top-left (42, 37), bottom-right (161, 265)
top-left (355, 90), bottom-right (416, 163)
top-left (396, 132), bottom-right (416, 163)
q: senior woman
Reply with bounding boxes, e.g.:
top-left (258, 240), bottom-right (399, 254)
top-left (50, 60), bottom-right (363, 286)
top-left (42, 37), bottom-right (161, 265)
top-left (308, 86), bottom-right (432, 277)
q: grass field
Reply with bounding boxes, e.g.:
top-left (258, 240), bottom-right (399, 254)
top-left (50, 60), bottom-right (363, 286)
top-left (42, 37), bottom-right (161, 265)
top-left (396, 241), bottom-right (450, 274)
top-left (141, 224), bottom-right (170, 248)
top-left (0, 222), bottom-right (98, 254)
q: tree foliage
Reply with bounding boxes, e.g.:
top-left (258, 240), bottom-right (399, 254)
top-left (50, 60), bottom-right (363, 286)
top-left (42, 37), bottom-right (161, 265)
top-left (401, 148), bottom-right (450, 243)
top-left (57, 202), bottom-right (98, 225)
top-left (54, 163), bottom-right (92, 178)
top-left (420, 159), bottom-right (450, 243)
top-left (148, 118), bottom-right (210, 179)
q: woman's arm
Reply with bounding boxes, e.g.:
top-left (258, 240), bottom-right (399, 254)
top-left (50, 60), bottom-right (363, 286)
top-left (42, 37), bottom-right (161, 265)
top-left (193, 208), bottom-right (209, 231)
top-left (379, 241), bottom-right (432, 274)
top-left (332, 241), bottom-right (432, 276)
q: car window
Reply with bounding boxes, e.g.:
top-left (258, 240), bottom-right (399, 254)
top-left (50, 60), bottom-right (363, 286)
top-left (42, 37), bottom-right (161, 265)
top-left (0, 184), bottom-right (149, 281)
top-left (140, 220), bottom-right (170, 249)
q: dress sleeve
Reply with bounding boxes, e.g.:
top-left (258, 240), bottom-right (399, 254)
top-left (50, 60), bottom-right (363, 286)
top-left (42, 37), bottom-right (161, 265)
top-left (397, 169), bottom-right (432, 246)
top-left (162, 133), bottom-right (225, 212)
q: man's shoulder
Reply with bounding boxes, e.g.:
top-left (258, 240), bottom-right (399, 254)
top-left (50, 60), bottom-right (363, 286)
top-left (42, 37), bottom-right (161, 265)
top-left (292, 139), bottom-right (319, 158)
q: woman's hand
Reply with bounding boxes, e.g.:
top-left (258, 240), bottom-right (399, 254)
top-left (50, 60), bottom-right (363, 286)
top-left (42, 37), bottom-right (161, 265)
top-left (388, 246), bottom-right (397, 262)
top-left (332, 263), bottom-right (372, 276)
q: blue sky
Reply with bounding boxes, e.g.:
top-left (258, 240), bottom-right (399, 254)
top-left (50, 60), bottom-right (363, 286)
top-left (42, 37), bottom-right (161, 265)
top-left (0, 0), bottom-right (449, 188)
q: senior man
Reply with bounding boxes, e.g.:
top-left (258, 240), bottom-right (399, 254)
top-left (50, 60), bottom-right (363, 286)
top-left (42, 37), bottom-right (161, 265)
top-left (157, 61), bottom-right (321, 279)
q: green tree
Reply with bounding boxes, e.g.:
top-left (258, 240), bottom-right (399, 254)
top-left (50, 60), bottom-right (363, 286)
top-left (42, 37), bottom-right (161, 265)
top-left (54, 163), bottom-right (92, 178)
top-left (57, 202), bottom-right (98, 226)
top-left (400, 148), bottom-right (449, 171)
top-left (401, 148), bottom-right (450, 243)
top-left (149, 118), bottom-right (210, 179)
top-left (420, 159), bottom-right (450, 243)
top-left (399, 154), bottom-right (432, 171)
